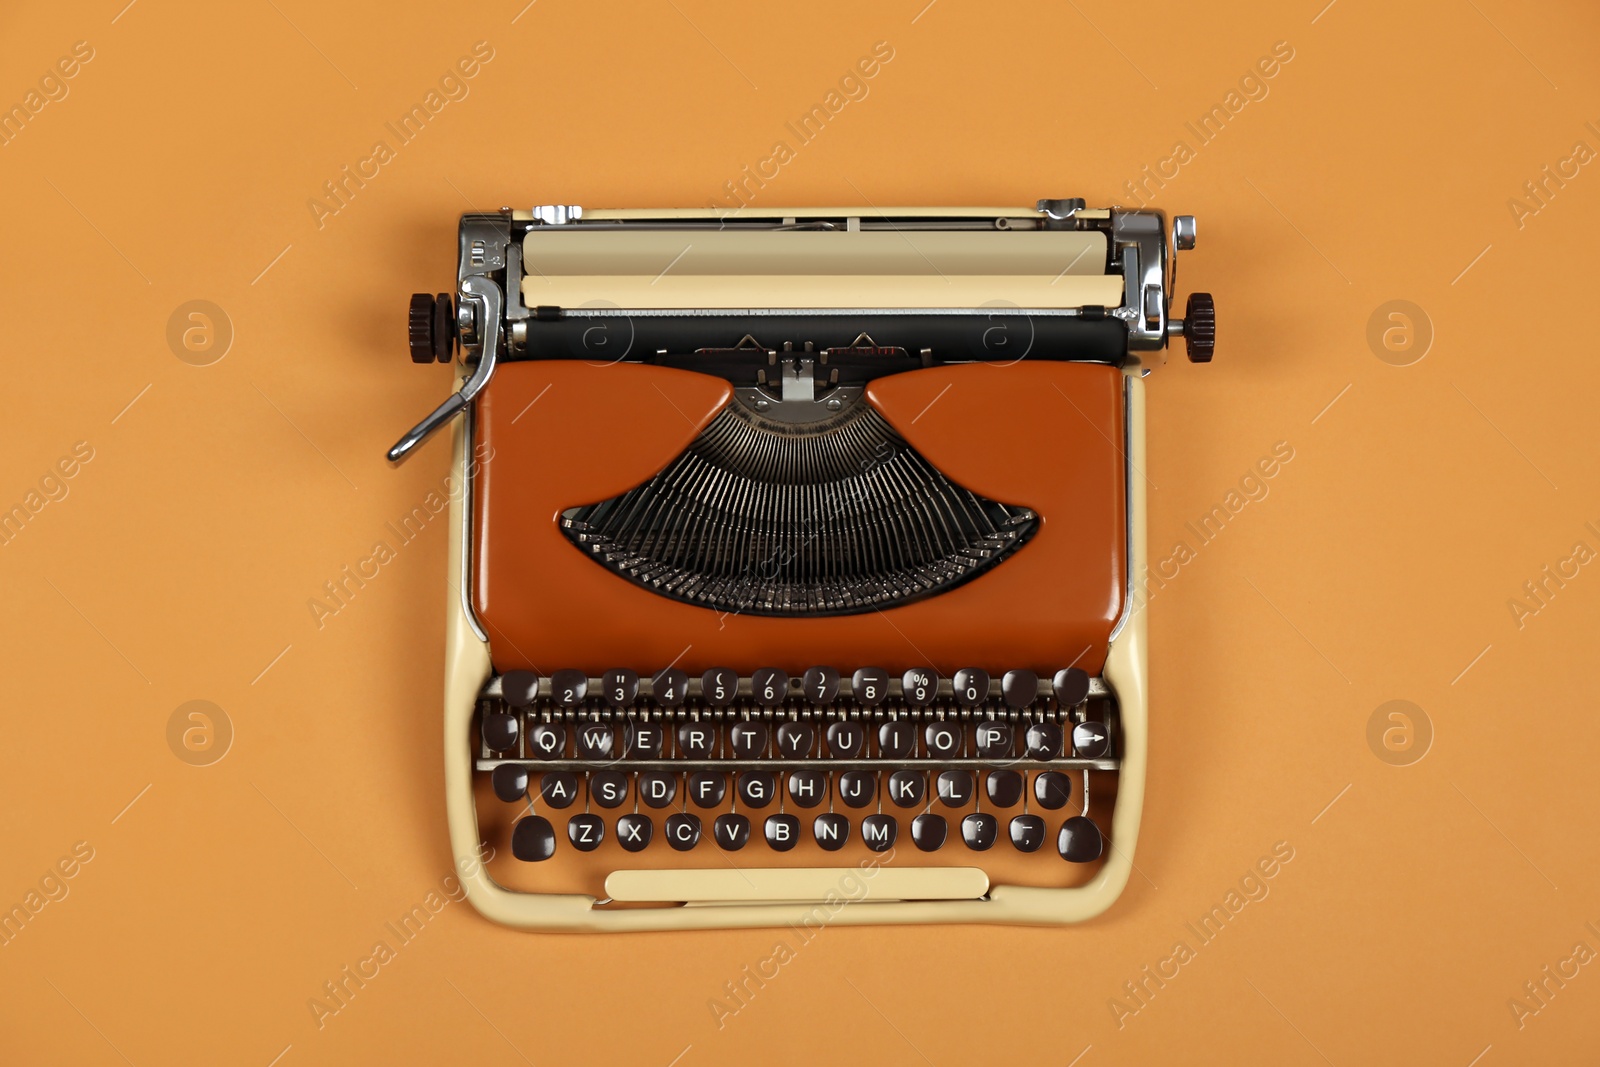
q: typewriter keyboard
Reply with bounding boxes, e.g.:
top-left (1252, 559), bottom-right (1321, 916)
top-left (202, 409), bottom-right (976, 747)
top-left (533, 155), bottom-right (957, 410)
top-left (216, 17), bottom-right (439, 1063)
top-left (473, 667), bottom-right (1119, 896)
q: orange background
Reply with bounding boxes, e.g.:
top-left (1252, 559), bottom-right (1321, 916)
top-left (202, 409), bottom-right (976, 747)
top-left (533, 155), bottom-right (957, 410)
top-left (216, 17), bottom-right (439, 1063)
top-left (3, 1), bottom-right (1599, 1065)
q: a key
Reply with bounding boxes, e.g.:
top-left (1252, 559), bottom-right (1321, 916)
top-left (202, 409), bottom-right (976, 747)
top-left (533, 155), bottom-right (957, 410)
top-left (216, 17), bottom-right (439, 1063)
top-left (737, 771), bottom-right (776, 809)
top-left (617, 813), bottom-right (653, 852)
top-left (676, 721), bottom-right (716, 759)
top-left (728, 720), bottom-right (768, 759)
top-left (775, 721), bottom-right (816, 758)
top-left (690, 772), bottom-right (727, 808)
top-left (529, 721), bottom-right (566, 759)
top-left (1033, 770), bottom-right (1072, 810)
top-left (713, 813), bottom-right (750, 850)
top-left (1058, 815), bottom-right (1104, 862)
top-left (878, 720), bottom-right (916, 759)
top-left (482, 712), bottom-right (519, 752)
top-left (924, 720), bottom-right (963, 758)
top-left (838, 771), bottom-right (875, 808)
top-left (974, 721), bottom-right (1012, 759)
top-left (901, 667), bottom-right (939, 706)
top-left (591, 769), bottom-right (628, 808)
top-left (511, 815), bottom-right (556, 861)
top-left (888, 770), bottom-right (926, 808)
top-left (1010, 814), bottom-right (1046, 852)
top-left (962, 812), bottom-right (998, 851)
top-left (814, 813), bottom-right (850, 851)
top-left (701, 668), bottom-right (739, 707)
top-left (852, 667), bottom-right (891, 707)
top-left (861, 814), bottom-right (898, 852)
top-left (602, 668), bottom-right (639, 707)
top-left (651, 667), bottom-right (689, 707)
top-left (912, 813), bottom-right (948, 851)
top-left (1002, 669), bottom-right (1039, 708)
top-left (1073, 721), bottom-right (1111, 759)
top-left (752, 668), bottom-right (789, 707)
top-left (936, 770), bottom-right (974, 807)
top-left (550, 669), bottom-right (588, 706)
top-left (1052, 667), bottom-right (1090, 707)
top-left (625, 721), bottom-right (663, 758)
top-left (665, 812), bottom-right (702, 851)
top-left (765, 814), bottom-right (800, 851)
top-left (491, 764), bottom-right (528, 802)
top-left (802, 666), bottom-right (841, 704)
top-left (500, 670), bottom-right (538, 708)
top-left (826, 720), bottom-right (865, 758)
top-left (953, 668), bottom-right (990, 708)
top-left (786, 770), bottom-right (826, 809)
top-left (638, 771), bottom-right (677, 808)
top-left (986, 770), bottom-right (1023, 808)
top-left (540, 771), bottom-right (578, 809)
top-left (568, 813), bottom-right (605, 851)
top-left (1025, 721), bottom-right (1063, 759)
top-left (575, 722), bottom-right (613, 760)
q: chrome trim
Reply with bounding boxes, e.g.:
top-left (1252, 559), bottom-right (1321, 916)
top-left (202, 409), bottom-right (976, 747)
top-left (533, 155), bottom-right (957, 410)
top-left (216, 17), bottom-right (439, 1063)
top-left (1107, 373), bottom-right (1136, 644)
top-left (459, 400), bottom-right (488, 643)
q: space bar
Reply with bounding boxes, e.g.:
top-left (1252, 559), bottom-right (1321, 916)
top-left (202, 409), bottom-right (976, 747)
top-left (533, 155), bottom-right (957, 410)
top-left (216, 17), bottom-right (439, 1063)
top-left (604, 867), bottom-right (989, 903)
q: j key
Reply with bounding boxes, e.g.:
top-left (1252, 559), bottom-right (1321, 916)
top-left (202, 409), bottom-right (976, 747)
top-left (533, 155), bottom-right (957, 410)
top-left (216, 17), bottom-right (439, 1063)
top-left (701, 668), bottom-right (739, 707)
top-left (665, 812), bottom-right (702, 851)
top-left (936, 770), bottom-right (974, 807)
top-left (676, 722), bottom-right (716, 759)
top-left (838, 771), bottom-right (875, 809)
top-left (638, 771), bottom-right (677, 808)
top-left (852, 667), bottom-right (891, 707)
top-left (1002, 669), bottom-right (1039, 709)
top-left (575, 722), bottom-right (614, 759)
top-left (1053, 667), bottom-right (1090, 707)
top-left (1058, 815), bottom-right (1104, 862)
top-left (482, 712), bottom-right (519, 752)
top-left (765, 813), bottom-right (800, 852)
top-left (953, 668), bottom-right (990, 708)
top-left (540, 771), bottom-right (578, 809)
top-left (902, 668), bottom-right (939, 706)
top-left (714, 813), bottom-right (751, 851)
top-left (651, 667), bottom-right (689, 707)
top-left (814, 813), bottom-right (850, 851)
top-left (1025, 722), bottom-right (1063, 759)
top-left (568, 813), bottom-right (605, 852)
top-left (787, 770), bottom-right (827, 809)
top-left (737, 771), bottom-right (776, 809)
top-left (802, 666), bottom-right (841, 704)
top-left (500, 670), bottom-right (539, 708)
top-left (924, 721), bottom-right (963, 758)
top-left (728, 720), bottom-right (768, 759)
top-left (617, 813), bottom-right (653, 852)
top-left (962, 812), bottom-right (999, 851)
top-left (975, 721), bottom-right (1013, 759)
top-left (549, 669), bottom-right (588, 706)
top-left (512, 815), bottom-right (556, 861)
top-left (1073, 721), bottom-right (1111, 758)
top-left (601, 668), bottom-right (639, 707)
top-left (752, 668), bottom-right (789, 707)
top-left (625, 721), bottom-right (663, 758)
top-left (986, 769), bottom-right (1023, 808)
top-left (1033, 771), bottom-right (1072, 810)
top-left (862, 814), bottom-right (898, 852)
top-left (888, 770), bottom-right (927, 808)
top-left (912, 813), bottom-right (948, 851)
top-left (591, 769), bottom-right (629, 808)
top-left (775, 721), bottom-right (816, 758)
top-left (528, 722), bottom-right (566, 759)
top-left (826, 720), bottom-right (865, 758)
top-left (878, 721), bottom-right (916, 759)
top-left (1010, 814), bottom-right (1046, 852)
top-left (690, 772), bottom-right (727, 808)
top-left (492, 764), bottom-right (528, 802)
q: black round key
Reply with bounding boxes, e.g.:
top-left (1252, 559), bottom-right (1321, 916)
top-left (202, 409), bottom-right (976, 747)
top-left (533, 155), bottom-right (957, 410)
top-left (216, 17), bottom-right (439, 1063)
top-left (575, 722), bottom-right (614, 760)
top-left (625, 721), bottom-right (663, 758)
top-left (568, 813), bottom-right (605, 851)
top-left (601, 668), bottom-right (639, 707)
top-left (511, 815), bottom-right (556, 861)
top-left (862, 814), bottom-right (898, 852)
top-left (492, 763), bottom-right (529, 802)
top-left (1053, 667), bottom-right (1090, 707)
top-left (1073, 721), bottom-right (1111, 758)
top-left (689, 772), bottom-right (727, 808)
top-left (701, 668), bottom-right (739, 707)
top-left (550, 669), bottom-right (588, 706)
top-left (638, 771), bottom-right (677, 808)
top-left (651, 667), bottom-right (689, 707)
top-left (974, 721), bottom-right (1013, 759)
top-left (877, 720), bottom-right (916, 759)
top-left (838, 771), bottom-right (875, 809)
top-left (737, 771), bottom-right (776, 809)
top-left (786, 770), bottom-right (827, 809)
top-left (1025, 721), bottom-right (1063, 759)
top-left (752, 668), bottom-right (789, 707)
top-left (665, 812), bottom-right (702, 851)
top-left (912, 813), bottom-right (948, 851)
top-left (825, 720), bottom-right (865, 758)
top-left (1010, 814), bottom-right (1046, 852)
top-left (591, 769), bottom-right (628, 808)
top-left (617, 813), bottom-right (653, 852)
top-left (528, 721), bottom-right (566, 759)
top-left (901, 667), bottom-right (939, 706)
top-left (962, 812), bottom-right (999, 851)
top-left (1058, 815), bottom-right (1104, 862)
top-left (1002, 669), bottom-right (1039, 708)
top-left (953, 668), bottom-right (990, 708)
top-left (802, 666), bottom-right (841, 704)
top-left (775, 720), bottom-right (815, 758)
top-left (540, 771), bottom-right (578, 809)
top-left (888, 770), bottom-right (926, 808)
top-left (924, 720), bottom-right (963, 758)
top-left (676, 721), bottom-right (716, 759)
top-left (986, 769), bottom-right (1023, 807)
top-left (765, 813), bottom-right (801, 851)
top-left (728, 720), bottom-right (768, 758)
top-left (814, 813), bottom-right (850, 851)
top-left (936, 770), bottom-right (974, 807)
top-left (482, 712), bottom-right (519, 752)
top-left (1033, 771), bottom-right (1073, 810)
top-left (714, 813), bottom-right (751, 851)
top-left (500, 670), bottom-right (539, 708)
top-left (851, 667), bottom-right (891, 707)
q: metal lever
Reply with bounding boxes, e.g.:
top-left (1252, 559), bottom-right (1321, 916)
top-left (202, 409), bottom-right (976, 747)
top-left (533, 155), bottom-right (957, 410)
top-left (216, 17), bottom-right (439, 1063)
top-left (387, 275), bottom-right (504, 465)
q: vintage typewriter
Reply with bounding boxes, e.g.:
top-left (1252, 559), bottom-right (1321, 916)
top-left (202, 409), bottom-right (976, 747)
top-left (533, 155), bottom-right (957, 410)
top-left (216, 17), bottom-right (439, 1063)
top-left (386, 200), bottom-right (1213, 930)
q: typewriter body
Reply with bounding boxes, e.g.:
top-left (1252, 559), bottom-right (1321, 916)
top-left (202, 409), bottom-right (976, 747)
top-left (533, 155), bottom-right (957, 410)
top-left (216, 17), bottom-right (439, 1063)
top-left (387, 200), bottom-right (1213, 931)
